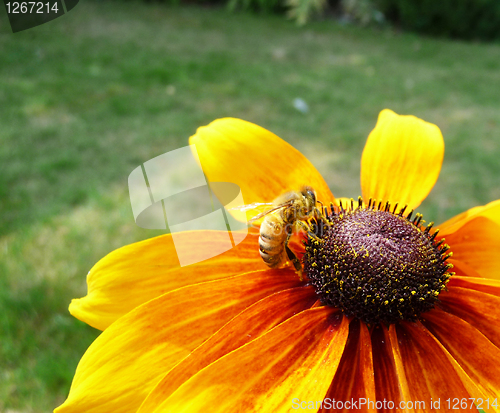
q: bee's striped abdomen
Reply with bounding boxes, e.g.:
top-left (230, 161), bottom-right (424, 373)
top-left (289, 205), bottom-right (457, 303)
top-left (258, 214), bottom-right (287, 268)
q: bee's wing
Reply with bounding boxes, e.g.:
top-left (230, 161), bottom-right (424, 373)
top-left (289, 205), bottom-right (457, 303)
top-left (230, 202), bottom-right (274, 213)
top-left (229, 203), bottom-right (275, 226)
top-left (230, 201), bottom-right (294, 224)
top-left (247, 200), bottom-right (295, 224)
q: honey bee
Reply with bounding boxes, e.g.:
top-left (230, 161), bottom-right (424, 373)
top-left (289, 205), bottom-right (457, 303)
top-left (235, 186), bottom-right (327, 278)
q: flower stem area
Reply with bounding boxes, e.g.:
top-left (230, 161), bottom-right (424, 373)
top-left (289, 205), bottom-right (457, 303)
top-left (1, 1), bottom-right (499, 411)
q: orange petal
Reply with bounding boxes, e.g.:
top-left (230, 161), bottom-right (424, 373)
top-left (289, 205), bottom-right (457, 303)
top-left (149, 308), bottom-right (349, 413)
top-left (138, 285), bottom-right (317, 413)
top-left (439, 216), bottom-right (500, 280)
top-left (448, 259), bottom-right (482, 278)
top-left (447, 275), bottom-right (500, 294)
top-left (371, 324), bottom-right (408, 409)
top-left (70, 230), bottom-right (262, 330)
top-left (55, 270), bottom-right (303, 413)
top-left (439, 276), bottom-right (500, 348)
top-left (361, 109), bottom-right (444, 211)
top-left (388, 322), bottom-right (472, 402)
top-left (190, 118), bottom-right (334, 221)
top-left (320, 320), bottom-right (376, 412)
top-left (438, 199), bottom-right (500, 234)
top-left (423, 308), bottom-right (500, 401)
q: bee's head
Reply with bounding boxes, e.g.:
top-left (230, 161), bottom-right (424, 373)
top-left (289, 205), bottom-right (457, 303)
top-left (301, 186), bottom-right (317, 211)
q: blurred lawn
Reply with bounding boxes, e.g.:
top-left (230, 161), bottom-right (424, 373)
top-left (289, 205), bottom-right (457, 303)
top-left (1, 1), bottom-right (500, 411)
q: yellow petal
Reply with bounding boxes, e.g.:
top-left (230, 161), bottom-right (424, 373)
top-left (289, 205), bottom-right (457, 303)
top-left (190, 118), bottom-right (334, 222)
top-left (361, 109), bottom-right (444, 211)
top-left (334, 197), bottom-right (356, 209)
top-left (70, 230), bottom-right (262, 331)
top-left (55, 270), bottom-right (303, 413)
top-left (150, 309), bottom-right (349, 413)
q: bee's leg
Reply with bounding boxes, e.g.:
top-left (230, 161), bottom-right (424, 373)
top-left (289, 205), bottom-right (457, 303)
top-left (295, 220), bottom-right (321, 241)
top-left (285, 242), bottom-right (303, 281)
top-left (284, 226), bottom-right (303, 281)
top-left (309, 207), bottom-right (330, 238)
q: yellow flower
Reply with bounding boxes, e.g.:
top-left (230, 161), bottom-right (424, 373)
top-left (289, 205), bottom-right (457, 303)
top-left (56, 110), bottom-right (500, 413)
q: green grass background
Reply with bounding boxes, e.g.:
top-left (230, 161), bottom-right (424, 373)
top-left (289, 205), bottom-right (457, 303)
top-left (1, 1), bottom-right (500, 411)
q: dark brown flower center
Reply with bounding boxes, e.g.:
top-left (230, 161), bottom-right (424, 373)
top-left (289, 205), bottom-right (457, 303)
top-left (304, 200), bottom-right (454, 325)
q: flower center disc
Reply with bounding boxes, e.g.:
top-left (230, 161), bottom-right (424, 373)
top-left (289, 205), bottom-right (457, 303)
top-left (304, 202), bottom-right (453, 325)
